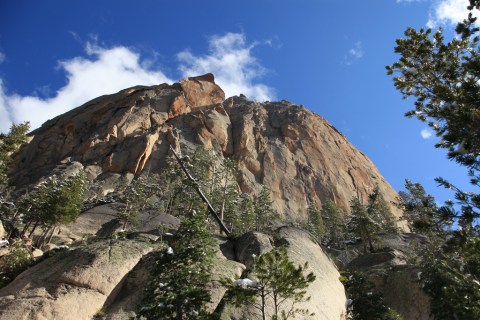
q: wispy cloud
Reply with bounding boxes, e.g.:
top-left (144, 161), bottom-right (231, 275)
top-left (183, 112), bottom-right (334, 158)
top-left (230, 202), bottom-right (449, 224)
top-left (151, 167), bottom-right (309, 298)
top-left (421, 127), bottom-right (433, 139)
top-left (427, 0), bottom-right (479, 28)
top-left (0, 51), bottom-right (5, 64)
top-left (0, 44), bottom-right (172, 132)
top-left (177, 32), bottom-right (274, 101)
top-left (344, 41), bottom-right (364, 65)
top-left (0, 32), bottom-right (274, 132)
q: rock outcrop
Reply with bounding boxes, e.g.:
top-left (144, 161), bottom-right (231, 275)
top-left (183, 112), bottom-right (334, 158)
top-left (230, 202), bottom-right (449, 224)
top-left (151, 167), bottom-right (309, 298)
top-left (329, 233), bottom-right (432, 320)
top-left (218, 227), bottom-right (347, 320)
top-left (0, 74), bottom-right (431, 319)
top-left (9, 74), bottom-right (404, 226)
top-left (0, 238), bottom-right (151, 320)
top-left (0, 228), bottom-right (346, 320)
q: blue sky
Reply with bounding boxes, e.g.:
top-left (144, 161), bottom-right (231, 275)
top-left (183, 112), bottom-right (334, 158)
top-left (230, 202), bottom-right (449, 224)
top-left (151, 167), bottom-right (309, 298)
top-left (0, 0), bottom-right (477, 203)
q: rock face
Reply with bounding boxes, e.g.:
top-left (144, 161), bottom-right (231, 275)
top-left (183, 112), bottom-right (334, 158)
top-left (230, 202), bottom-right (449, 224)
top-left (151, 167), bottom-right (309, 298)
top-left (329, 233), bottom-right (432, 320)
top-left (219, 227), bottom-right (347, 320)
top-left (0, 238), bottom-right (151, 320)
top-left (9, 74), bottom-right (403, 226)
top-left (0, 228), bottom-right (345, 320)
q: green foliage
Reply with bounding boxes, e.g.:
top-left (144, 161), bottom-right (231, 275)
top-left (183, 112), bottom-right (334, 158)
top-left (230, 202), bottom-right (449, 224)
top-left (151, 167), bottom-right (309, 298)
top-left (388, 5), bottom-right (480, 318)
top-left (418, 236), bottom-right (480, 320)
top-left (307, 202), bottom-right (325, 241)
top-left (0, 244), bottom-right (34, 288)
top-left (115, 174), bottom-right (161, 230)
top-left (224, 247), bottom-right (316, 320)
top-left (235, 193), bottom-right (256, 235)
top-left (162, 149), bottom-right (209, 218)
top-left (367, 186), bottom-right (397, 233)
top-left (209, 156), bottom-right (243, 234)
top-left (139, 211), bottom-right (215, 319)
top-left (253, 187), bottom-right (276, 232)
top-left (348, 197), bottom-right (374, 253)
top-left (397, 179), bottom-right (445, 234)
top-left (0, 122), bottom-right (29, 185)
top-left (320, 199), bottom-right (346, 248)
top-left (19, 171), bottom-right (87, 245)
top-left (347, 187), bottom-right (398, 253)
top-left (386, 13), bottom-right (480, 183)
top-left (157, 223), bottom-right (168, 242)
top-left (340, 271), bottom-right (402, 320)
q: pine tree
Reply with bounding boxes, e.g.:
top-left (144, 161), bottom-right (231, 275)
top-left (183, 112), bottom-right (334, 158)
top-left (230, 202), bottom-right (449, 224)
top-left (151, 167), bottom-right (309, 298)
top-left (307, 202), bottom-right (325, 241)
top-left (366, 186), bottom-right (397, 233)
top-left (139, 211), bottom-right (215, 319)
top-left (254, 187), bottom-right (275, 232)
top-left (387, 4), bottom-right (480, 317)
top-left (321, 199), bottom-right (345, 248)
top-left (348, 187), bottom-right (398, 253)
top-left (0, 122), bottom-right (29, 186)
top-left (209, 157), bottom-right (242, 234)
top-left (19, 171), bottom-right (87, 246)
top-left (348, 197), bottom-right (375, 254)
top-left (397, 180), bottom-right (444, 234)
top-left (340, 271), bottom-right (403, 320)
top-left (115, 174), bottom-right (161, 230)
top-left (225, 247), bottom-right (316, 320)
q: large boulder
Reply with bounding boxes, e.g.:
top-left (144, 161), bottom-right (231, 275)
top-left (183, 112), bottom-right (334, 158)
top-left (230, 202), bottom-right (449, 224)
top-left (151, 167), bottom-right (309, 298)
top-left (333, 233), bottom-right (432, 320)
top-left (219, 227), bottom-right (347, 320)
top-left (0, 239), bottom-right (152, 320)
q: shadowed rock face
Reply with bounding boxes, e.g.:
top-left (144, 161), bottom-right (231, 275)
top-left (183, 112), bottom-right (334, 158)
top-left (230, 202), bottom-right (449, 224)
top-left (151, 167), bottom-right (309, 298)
top-left (10, 73), bottom-right (403, 225)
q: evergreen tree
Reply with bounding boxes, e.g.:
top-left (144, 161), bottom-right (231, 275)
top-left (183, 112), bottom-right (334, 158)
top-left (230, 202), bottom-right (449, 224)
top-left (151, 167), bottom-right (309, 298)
top-left (19, 171), bottom-right (87, 245)
top-left (348, 197), bottom-right (375, 253)
top-left (230, 192), bottom-right (256, 236)
top-left (225, 247), bottom-right (316, 320)
top-left (387, 4), bottom-right (480, 317)
top-left (209, 157), bottom-right (242, 234)
top-left (0, 122), bottom-right (29, 186)
top-left (253, 187), bottom-right (275, 232)
top-left (139, 211), bottom-right (215, 319)
top-left (340, 271), bottom-right (402, 320)
top-left (386, 10), bottom-right (480, 185)
top-left (397, 180), bottom-right (444, 234)
top-left (348, 187), bottom-right (398, 253)
top-left (367, 186), bottom-right (397, 233)
top-left (115, 174), bottom-right (161, 230)
top-left (307, 202), bottom-right (325, 241)
top-left (321, 199), bottom-right (345, 248)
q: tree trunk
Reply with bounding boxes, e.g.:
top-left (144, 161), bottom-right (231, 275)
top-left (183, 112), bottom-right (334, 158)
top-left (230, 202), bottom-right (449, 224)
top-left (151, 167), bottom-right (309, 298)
top-left (261, 288), bottom-right (267, 320)
top-left (28, 222), bottom-right (39, 238)
top-left (46, 225), bottom-right (56, 244)
top-left (20, 220), bottom-right (32, 238)
top-left (169, 145), bottom-right (231, 235)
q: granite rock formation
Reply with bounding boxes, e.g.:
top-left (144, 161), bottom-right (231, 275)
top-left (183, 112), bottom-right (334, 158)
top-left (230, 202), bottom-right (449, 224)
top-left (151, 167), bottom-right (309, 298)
top-left (9, 74), bottom-right (403, 226)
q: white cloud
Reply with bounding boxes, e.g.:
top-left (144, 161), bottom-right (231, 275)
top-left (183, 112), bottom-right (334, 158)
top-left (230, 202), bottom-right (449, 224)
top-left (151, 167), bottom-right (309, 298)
top-left (0, 32), bottom-right (274, 133)
top-left (427, 0), bottom-right (479, 28)
top-left (349, 41), bottom-right (364, 59)
top-left (0, 52), bottom-right (5, 64)
top-left (344, 41), bottom-right (364, 65)
top-left (177, 32), bottom-right (274, 101)
top-left (0, 44), bottom-right (172, 132)
top-left (421, 127), bottom-right (433, 139)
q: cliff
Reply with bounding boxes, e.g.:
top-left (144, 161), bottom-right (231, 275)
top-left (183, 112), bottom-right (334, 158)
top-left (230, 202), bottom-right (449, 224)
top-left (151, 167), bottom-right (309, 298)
top-left (10, 73), bottom-right (403, 225)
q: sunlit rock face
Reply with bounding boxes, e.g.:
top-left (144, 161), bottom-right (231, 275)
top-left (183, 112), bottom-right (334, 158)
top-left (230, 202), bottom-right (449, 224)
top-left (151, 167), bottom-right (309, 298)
top-left (10, 73), bottom-right (404, 226)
